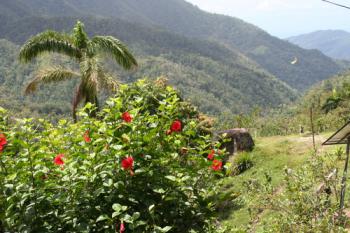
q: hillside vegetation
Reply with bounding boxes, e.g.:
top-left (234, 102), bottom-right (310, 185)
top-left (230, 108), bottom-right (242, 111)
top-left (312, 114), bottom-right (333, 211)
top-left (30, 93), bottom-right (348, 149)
top-left (0, 17), bottom-right (296, 118)
top-left (0, 0), bottom-right (345, 119)
top-left (228, 72), bottom-right (350, 138)
top-left (0, 0), bottom-right (342, 91)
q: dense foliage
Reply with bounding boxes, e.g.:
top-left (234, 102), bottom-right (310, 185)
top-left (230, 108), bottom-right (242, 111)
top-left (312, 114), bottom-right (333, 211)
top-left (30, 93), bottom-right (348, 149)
top-left (303, 72), bottom-right (350, 131)
top-left (0, 80), bottom-right (225, 232)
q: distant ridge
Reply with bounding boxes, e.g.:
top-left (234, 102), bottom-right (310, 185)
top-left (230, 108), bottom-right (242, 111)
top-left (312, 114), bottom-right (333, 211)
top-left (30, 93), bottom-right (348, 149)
top-left (288, 30), bottom-right (350, 60)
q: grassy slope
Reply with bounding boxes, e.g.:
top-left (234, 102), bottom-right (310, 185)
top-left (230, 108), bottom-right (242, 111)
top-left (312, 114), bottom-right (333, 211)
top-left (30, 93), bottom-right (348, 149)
top-left (218, 133), bottom-right (339, 231)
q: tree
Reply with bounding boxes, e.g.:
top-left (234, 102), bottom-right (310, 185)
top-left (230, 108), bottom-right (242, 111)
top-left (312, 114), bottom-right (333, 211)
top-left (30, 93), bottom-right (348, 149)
top-left (19, 21), bottom-right (137, 121)
top-left (321, 89), bottom-right (343, 114)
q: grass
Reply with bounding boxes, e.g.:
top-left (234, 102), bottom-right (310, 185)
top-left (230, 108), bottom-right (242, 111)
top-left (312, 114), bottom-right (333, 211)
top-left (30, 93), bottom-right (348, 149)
top-left (217, 133), bottom-right (342, 232)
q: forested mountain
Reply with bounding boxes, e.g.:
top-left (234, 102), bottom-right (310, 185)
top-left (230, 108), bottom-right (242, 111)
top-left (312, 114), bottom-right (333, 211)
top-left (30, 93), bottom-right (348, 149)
top-left (0, 24), bottom-right (295, 118)
top-left (0, 0), bottom-right (342, 90)
top-left (0, 0), bottom-right (344, 118)
top-left (288, 30), bottom-right (350, 60)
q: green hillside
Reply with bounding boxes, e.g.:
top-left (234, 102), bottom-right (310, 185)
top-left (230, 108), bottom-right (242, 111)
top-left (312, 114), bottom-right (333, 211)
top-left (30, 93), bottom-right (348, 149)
top-left (0, 0), bottom-right (342, 91)
top-left (241, 72), bottom-right (350, 137)
top-left (0, 0), bottom-right (346, 119)
top-left (0, 26), bottom-right (296, 118)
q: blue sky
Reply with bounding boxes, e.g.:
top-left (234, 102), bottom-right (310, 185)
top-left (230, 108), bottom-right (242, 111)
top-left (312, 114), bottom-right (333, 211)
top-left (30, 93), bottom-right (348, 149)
top-left (186, 0), bottom-right (350, 38)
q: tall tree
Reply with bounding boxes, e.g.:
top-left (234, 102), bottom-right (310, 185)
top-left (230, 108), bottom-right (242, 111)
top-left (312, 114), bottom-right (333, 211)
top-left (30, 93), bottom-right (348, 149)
top-left (19, 21), bottom-right (137, 121)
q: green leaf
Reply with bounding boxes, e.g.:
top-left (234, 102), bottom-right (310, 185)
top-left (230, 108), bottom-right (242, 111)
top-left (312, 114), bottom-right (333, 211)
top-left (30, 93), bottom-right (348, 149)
top-left (112, 203), bottom-right (122, 212)
top-left (96, 215), bottom-right (109, 222)
top-left (153, 188), bottom-right (166, 194)
top-left (148, 204), bottom-right (155, 212)
top-left (154, 226), bottom-right (172, 232)
top-left (112, 203), bottom-right (128, 217)
top-left (132, 212), bottom-right (140, 220)
top-left (165, 176), bottom-right (176, 182)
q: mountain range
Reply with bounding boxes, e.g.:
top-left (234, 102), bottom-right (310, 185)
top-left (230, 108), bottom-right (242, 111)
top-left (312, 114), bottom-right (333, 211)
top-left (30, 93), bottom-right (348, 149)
top-left (0, 0), bottom-right (345, 117)
top-left (288, 30), bottom-right (350, 61)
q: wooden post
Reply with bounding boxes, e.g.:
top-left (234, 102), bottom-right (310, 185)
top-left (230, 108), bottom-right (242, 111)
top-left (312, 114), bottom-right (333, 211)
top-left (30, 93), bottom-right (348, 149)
top-left (310, 107), bottom-right (316, 153)
top-left (340, 137), bottom-right (350, 211)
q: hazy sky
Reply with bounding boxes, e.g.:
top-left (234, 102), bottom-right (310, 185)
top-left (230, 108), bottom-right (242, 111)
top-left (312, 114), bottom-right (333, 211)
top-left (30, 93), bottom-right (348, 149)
top-left (186, 0), bottom-right (350, 38)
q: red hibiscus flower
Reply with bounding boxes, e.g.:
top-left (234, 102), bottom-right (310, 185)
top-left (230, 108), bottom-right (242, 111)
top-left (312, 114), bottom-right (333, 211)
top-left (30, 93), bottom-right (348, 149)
top-left (83, 130), bottom-right (91, 143)
top-left (0, 134), bottom-right (7, 152)
top-left (122, 112), bottom-right (132, 123)
top-left (207, 149), bottom-right (215, 160)
top-left (119, 222), bottom-right (125, 233)
top-left (212, 159), bottom-right (222, 171)
top-left (54, 154), bottom-right (64, 166)
top-left (121, 156), bottom-right (134, 175)
top-left (170, 120), bottom-right (182, 132)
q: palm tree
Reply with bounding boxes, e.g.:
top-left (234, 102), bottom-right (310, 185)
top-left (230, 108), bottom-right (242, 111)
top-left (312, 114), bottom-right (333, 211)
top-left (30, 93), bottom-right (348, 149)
top-left (19, 21), bottom-right (137, 122)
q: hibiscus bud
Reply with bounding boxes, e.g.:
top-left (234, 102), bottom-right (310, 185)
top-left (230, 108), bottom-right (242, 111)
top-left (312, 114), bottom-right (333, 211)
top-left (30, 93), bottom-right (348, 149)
top-left (119, 222), bottom-right (125, 233)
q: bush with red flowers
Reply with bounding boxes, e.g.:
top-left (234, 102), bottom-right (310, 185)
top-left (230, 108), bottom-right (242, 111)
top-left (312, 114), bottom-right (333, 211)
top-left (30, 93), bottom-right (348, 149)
top-left (0, 80), bottom-right (226, 233)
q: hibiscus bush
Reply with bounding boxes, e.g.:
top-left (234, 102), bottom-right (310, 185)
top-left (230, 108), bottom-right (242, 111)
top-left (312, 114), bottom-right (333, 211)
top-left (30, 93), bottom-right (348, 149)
top-left (0, 79), bottom-right (225, 232)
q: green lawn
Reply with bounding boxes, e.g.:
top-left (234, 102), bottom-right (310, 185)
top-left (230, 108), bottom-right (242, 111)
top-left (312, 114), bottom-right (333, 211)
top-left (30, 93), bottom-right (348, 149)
top-left (217, 133), bottom-right (342, 232)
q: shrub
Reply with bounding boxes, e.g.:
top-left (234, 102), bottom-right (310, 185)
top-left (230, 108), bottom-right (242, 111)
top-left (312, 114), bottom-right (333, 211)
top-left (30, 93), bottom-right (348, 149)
top-left (0, 79), bottom-right (224, 232)
top-left (229, 152), bottom-right (254, 175)
top-left (245, 153), bottom-right (347, 232)
top-left (334, 146), bottom-right (344, 160)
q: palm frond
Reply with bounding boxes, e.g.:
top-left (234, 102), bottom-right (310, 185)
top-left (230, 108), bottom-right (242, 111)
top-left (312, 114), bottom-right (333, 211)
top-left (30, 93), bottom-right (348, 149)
top-left (97, 68), bottom-right (119, 92)
top-left (25, 67), bottom-right (80, 94)
top-left (19, 31), bottom-right (81, 63)
top-left (73, 21), bottom-right (88, 49)
top-left (91, 36), bottom-right (138, 70)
